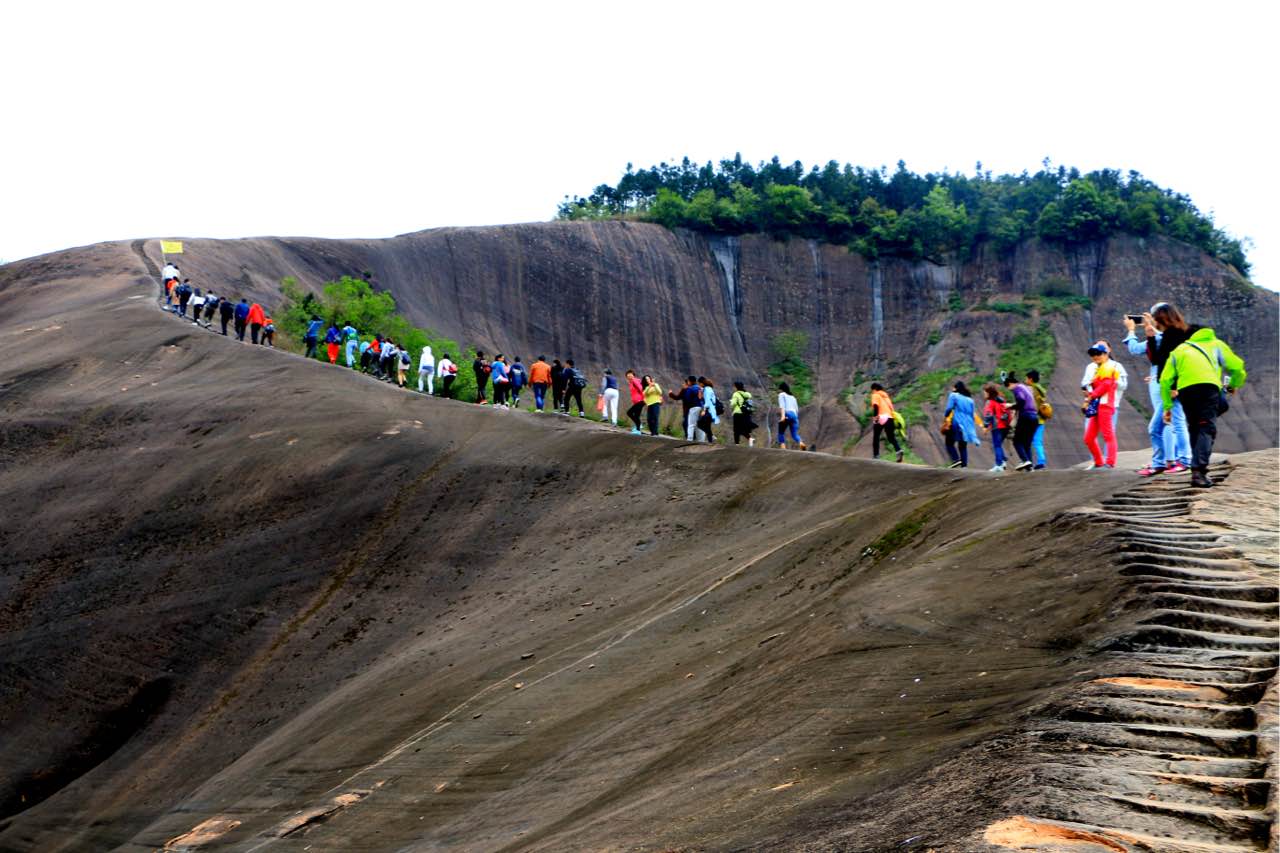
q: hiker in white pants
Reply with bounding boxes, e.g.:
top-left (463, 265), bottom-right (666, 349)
top-left (418, 345), bottom-right (435, 394)
top-left (601, 370), bottom-right (620, 425)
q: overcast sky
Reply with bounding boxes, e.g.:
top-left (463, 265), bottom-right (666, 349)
top-left (2, 1), bottom-right (1274, 288)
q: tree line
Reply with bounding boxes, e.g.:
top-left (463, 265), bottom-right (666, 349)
top-left (556, 156), bottom-right (1249, 275)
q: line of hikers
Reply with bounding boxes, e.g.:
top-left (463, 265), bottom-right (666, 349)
top-left (462, 352), bottom-right (786, 447)
top-left (162, 264), bottom-right (276, 344)
top-left (158, 270), bottom-right (1247, 477)
top-left (863, 301), bottom-right (1245, 487)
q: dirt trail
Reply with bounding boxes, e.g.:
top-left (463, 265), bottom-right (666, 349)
top-left (979, 457), bottom-right (1279, 852)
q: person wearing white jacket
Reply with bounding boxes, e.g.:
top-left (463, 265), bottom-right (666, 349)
top-left (1081, 346), bottom-right (1128, 462)
top-left (418, 345), bottom-right (435, 394)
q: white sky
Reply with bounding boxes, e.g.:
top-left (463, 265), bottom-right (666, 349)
top-left (2, 1), bottom-right (1275, 288)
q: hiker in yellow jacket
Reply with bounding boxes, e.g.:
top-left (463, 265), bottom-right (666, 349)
top-left (1159, 327), bottom-right (1246, 488)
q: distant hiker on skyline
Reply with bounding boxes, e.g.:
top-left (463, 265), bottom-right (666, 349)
top-left (643, 374), bottom-right (663, 436)
top-left (397, 345), bottom-right (411, 387)
top-left (324, 323), bottom-right (342, 364)
top-left (600, 369), bottom-right (620, 426)
top-left (202, 292), bottom-right (219, 327)
top-left (550, 359), bottom-right (566, 411)
top-left (176, 279), bottom-right (193, 317)
top-left (438, 352), bottom-right (457, 397)
top-left (473, 351), bottom-right (490, 404)
top-left (247, 301), bottom-right (266, 345)
top-left (1082, 340), bottom-right (1127, 463)
top-left (345, 328), bottom-right (359, 367)
top-left (493, 354), bottom-right (512, 406)
top-left (697, 376), bottom-right (719, 442)
top-left (869, 382), bottom-right (903, 462)
top-left (981, 383), bottom-right (1010, 472)
top-left (509, 356), bottom-right (527, 407)
top-left (942, 380), bottom-right (979, 468)
top-left (529, 356), bottom-right (551, 412)
top-left (1125, 304), bottom-right (1193, 477)
top-left (1026, 368), bottom-right (1050, 470)
top-left (562, 359), bottom-right (587, 416)
top-left (624, 369), bottom-right (645, 434)
top-left (1081, 342), bottom-right (1120, 469)
top-left (777, 382), bottom-right (804, 450)
top-left (730, 380), bottom-right (757, 446)
top-left (303, 315), bottom-right (322, 357)
top-left (1159, 324), bottom-right (1247, 488)
top-left (680, 376), bottom-right (704, 441)
top-left (235, 299), bottom-right (252, 342)
top-left (1004, 372), bottom-right (1038, 471)
top-left (219, 297), bottom-right (234, 335)
top-left (381, 339), bottom-right (399, 381)
top-left (418, 345), bottom-right (435, 394)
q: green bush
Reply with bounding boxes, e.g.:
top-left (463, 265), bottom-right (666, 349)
top-left (1037, 295), bottom-right (1093, 315)
top-left (985, 301), bottom-right (1030, 316)
top-left (768, 331), bottom-right (814, 405)
top-left (277, 275), bottom-right (478, 401)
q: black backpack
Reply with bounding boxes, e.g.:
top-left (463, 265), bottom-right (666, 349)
top-left (714, 399), bottom-right (725, 417)
top-left (572, 370), bottom-right (588, 388)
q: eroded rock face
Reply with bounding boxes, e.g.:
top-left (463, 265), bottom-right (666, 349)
top-left (13, 223), bottom-right (1271, 465)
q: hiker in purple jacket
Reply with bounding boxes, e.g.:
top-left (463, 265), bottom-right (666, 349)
top-left (1004, 372), bottom-right (1039, 471)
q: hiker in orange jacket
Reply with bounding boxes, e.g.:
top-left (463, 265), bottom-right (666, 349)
top-left (246, 302), bottom-right (266, 345)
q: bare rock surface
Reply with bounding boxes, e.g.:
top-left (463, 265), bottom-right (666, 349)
top-left (0, 241), bottom-right (1274, 851)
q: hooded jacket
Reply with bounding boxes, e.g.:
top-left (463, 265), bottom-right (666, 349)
top-left (1160, 327), bottom-right (1247, 410)
top-left (246, 303), bottom-right (266, 326)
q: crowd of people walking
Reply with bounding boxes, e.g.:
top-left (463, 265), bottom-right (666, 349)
top-left (157, 264), bottom-right (1248, 483)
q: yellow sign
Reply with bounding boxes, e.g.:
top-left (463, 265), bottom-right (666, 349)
top-left (160, 240), bottom-right (184, 254)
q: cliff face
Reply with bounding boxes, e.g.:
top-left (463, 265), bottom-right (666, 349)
top-left (41, 222), bottom-right (1272, 465)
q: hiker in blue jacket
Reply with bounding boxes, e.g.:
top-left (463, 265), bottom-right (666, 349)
top-left (490, 355), bottom-right (510, 407)
top-left (942, 380), bottom-right (981, 468)
top-left (234, 299), bottom-right (251, 341)
top-left (324, 323), bottom-right (342, 364)
top-left (303, 316), bottom-right (324, 359)
top-left (696, 376), bottom-right (720, 442)
top-left (509, 357), bottom-right (527, 408)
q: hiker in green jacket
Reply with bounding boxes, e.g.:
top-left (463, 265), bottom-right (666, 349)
top-left (1159, 327), bottom-right (1247, 488)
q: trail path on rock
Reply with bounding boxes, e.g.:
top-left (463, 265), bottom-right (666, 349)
top-left (983, 458), bottom-right (1279, 852)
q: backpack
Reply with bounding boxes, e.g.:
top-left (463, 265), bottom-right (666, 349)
top-left (401, 351), bottom-right (411, 366)
top-left (741, 395), bottom-right (756, 416)
top-left (1038, 401), bottom-right (1054, 421)
top-left (714, 399), bottom-right (725, 417)
top-left (572, 370), bottom-right (588, 388)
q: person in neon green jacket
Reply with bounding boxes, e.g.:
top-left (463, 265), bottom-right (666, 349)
top-left (1159, 327), bottom-right (1246, 488)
